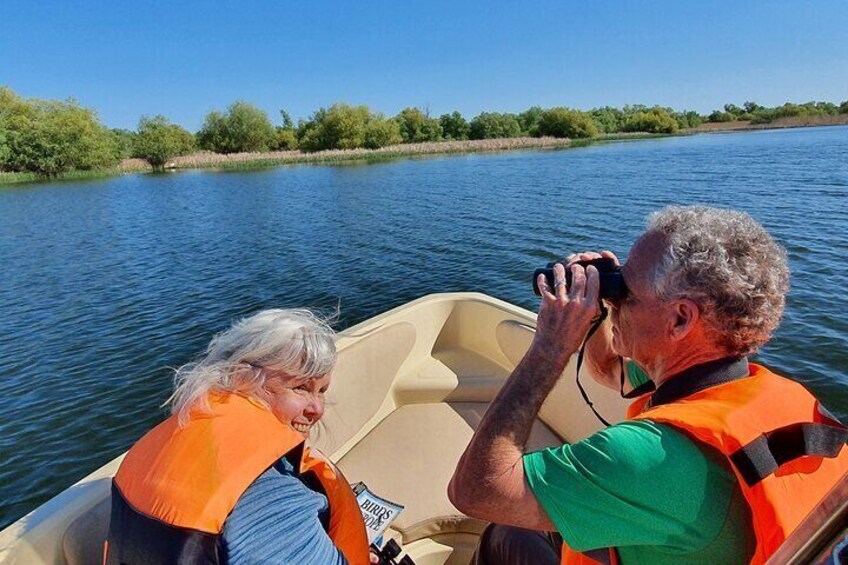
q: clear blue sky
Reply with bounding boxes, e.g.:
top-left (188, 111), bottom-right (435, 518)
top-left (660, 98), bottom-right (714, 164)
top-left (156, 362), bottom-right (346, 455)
top-left (1, 0), bottom-right (846, 131)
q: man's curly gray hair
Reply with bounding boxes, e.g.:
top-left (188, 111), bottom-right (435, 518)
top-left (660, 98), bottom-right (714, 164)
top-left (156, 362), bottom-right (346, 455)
top-left (646, 206), bottom-right (790, 357)
top-left (166, 309), bottom-right (337, 426)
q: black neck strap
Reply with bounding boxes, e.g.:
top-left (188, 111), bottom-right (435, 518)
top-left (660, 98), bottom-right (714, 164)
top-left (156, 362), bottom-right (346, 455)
top-left (648, 356), bottom-right (750, 408)
top-left (575, 304), bottom-right (614, 427)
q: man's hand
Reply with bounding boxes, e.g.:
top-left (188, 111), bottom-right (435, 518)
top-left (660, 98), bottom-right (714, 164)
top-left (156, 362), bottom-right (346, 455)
top-left (533, 260), bottom-right (601, 366)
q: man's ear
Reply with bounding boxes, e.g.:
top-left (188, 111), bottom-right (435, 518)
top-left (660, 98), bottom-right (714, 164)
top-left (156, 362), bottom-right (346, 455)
top-left (670, 299), bottom-right (700, 341)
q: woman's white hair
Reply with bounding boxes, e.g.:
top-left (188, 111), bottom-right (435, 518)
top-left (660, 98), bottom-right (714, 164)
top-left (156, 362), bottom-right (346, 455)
top-left (647, 205), bottom-right (790, 357)
top-left (166, 308), bottom-right (337, 426)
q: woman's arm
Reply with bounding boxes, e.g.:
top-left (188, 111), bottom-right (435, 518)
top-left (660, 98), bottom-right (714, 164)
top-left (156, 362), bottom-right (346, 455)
top-left (223, 464), bottom-right (347, 565)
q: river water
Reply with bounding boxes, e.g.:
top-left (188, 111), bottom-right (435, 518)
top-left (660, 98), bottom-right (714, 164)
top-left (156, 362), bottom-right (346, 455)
top-left (1, 126), bottom-right (846, 529)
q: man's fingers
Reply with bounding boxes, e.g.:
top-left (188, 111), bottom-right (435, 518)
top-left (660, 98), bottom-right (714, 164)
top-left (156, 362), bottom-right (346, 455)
top-left (600, 250), bottom-right (620, 265)
top-left (568, 264), bottom-right (586, 298)
top-left (537, 273), bottom-right (556, 301)
top-left (567, 251), bottom-right (602, 266)
top-left (553, 263), bottom-right (568, 300)
top-left (585, 265), bottom-right (601, 302)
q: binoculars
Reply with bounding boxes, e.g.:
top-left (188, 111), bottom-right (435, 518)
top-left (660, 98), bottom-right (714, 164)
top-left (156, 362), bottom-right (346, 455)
top-left (532, 257), bottom-right (628, 301)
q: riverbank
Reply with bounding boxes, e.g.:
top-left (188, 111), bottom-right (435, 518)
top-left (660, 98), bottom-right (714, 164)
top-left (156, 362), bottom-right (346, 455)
top-left (2, 119), bottom-right (846, 187)
top-left (684, 113), bottom-right (848, 133)
top-left (119, 136), bottom-right (576, 174)
top-left (0, 168), bottom-right (124, 187)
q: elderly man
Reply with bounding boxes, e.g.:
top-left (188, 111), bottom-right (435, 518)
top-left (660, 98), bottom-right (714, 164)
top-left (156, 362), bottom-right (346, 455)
top-left (449, 206), bottom-right (848, 564)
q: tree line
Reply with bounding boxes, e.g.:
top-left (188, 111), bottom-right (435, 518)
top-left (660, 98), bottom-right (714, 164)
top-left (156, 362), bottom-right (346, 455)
top-left (1, 86), bottom-right (846, 175)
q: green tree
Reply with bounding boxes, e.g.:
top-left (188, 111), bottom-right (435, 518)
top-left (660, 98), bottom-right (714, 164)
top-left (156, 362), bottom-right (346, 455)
top-left (723, 103), bottom-right (744, 118)
top-left (840, 101), bottom-right (848, 114)
top-left (297, 104), bottom-right (373, 152)
top-left (111, 128), bottom-right (137, 160)
top-left (395, 107), bottom-right (443, 143)
top-left (279, 109), bottom-right (295, 130)
top-left (133, 115), bottom-right (195, 171)
top-left (673, 110), bottom-right (704, 129)
top-left (363, 117), bottom-right (403, 149)
top-left (275, 108), bottom-right (298, 150)
top-left (0, 89), bottom-right (117, 175)
top-left (622, 107), bottom-right (679, 133)
top-left (590, 107), bottom-right (624, 134)
top-left (537, 107), bottom-right (599, 138)
top-left (0, 118), bottom-right (9, 168)
top-left (743, 101), bottom-right (763, 114)
top-left (708, 110), bottom-right (734, 123)
top-left (439, 111), bottom-right (470, 140)
top-left (275, 128), bottom-right (298, 150)
top-left (468, 112), bottom-right (522, 139)
top-left (197, 101), bottom-right (277, 153)
top-left (518, 106), bottom-right (544, 136)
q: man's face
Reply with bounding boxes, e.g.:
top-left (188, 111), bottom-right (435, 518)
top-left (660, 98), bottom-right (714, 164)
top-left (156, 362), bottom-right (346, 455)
top-left (607, 231), bottom-right (674, 368)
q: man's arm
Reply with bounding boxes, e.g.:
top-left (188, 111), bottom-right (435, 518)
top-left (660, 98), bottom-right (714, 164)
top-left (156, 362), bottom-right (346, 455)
top-left (448, 262), bottom-right (600, 531)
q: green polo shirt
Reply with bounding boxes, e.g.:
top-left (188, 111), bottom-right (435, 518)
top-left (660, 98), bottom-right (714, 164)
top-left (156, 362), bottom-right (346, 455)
top-left (523, 365), bottom-right (756, 564)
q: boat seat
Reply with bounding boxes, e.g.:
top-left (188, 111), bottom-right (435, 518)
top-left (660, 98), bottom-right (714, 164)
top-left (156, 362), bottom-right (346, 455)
top-left (336, 402), bottom-right (563, 545)
top-left (63, 496), bottom-right (110, 565)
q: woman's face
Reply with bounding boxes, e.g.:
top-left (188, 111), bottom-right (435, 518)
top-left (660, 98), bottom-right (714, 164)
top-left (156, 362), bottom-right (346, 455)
top-left (264, 373), bottom-right (331, 438)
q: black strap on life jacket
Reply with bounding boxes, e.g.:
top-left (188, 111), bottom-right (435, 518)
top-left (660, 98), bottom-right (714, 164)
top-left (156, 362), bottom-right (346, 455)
top-left (648, 356), bottom-right (750, 408)
top-left (730, 422), bottom-right (848, 486)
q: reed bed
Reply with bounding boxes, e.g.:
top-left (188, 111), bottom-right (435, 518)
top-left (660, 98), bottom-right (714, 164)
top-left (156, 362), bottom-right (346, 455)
top-left (148, 137), bottom-right (574, 172)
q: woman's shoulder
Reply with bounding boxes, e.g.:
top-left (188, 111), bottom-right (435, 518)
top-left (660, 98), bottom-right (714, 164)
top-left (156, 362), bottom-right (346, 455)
top-left (222, 459), bottom-right (343, 564)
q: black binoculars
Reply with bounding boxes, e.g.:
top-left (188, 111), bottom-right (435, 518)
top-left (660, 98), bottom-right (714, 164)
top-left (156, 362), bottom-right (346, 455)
top-left (532, 257), bottom-right (628, 301)
top-left (371, 539), bottom-right (414, 565)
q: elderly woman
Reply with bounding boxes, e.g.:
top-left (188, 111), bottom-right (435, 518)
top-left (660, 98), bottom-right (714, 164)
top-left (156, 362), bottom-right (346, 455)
top-left (104, 309), bottom-right (370, 565)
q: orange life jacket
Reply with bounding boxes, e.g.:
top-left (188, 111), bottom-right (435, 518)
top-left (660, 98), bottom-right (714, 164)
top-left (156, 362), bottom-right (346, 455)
top-left (104, 392), bottom-right (370, 565)
top-left (561, 360), bottom-right (848, 565)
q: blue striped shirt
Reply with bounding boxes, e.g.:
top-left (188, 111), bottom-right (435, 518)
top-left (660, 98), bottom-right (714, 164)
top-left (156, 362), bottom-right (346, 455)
top-left (222, 457), bottom-right (348, 564)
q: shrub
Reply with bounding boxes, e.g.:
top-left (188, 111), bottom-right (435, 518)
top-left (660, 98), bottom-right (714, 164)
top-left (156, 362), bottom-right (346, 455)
top-left (275, 128), bottom-right (298, 150)
top-left (622, 108), bottom-right (679, 134)
top-left (537, 107), bottom-right (599, 138)
top-left (0, 119), bottom-right (9, 169)
top-left (0, 89), bottom-right (117, 175)
top-left (518, 106), bottom-right (544, 137)
top-left (133, 115), bottom-right (195, 171)
top-left (297, 104), bottom-right (373, 152)
top-left (363, 117), bottom-right (403, 149)
top-left (439, 111), bottom-right (470, 141)
top-left (468, 112), bottom-right (522, 139)
top-left (395, 107), bottom-right (442, 143)
top-left (197, 101), bottom-right (277, 153)
top-left (708, 110), bottom-right (735, 123)
top-left (111, 128), bottom-right (137, 160)
top-left (591, 107), bottom-right (624, 134)
top-left (674, 110), bottom-right (704, 129)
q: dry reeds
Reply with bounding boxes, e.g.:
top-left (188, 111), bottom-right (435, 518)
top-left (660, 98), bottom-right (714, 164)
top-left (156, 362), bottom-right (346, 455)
top-left (120, 137), bottom-right (574, 173)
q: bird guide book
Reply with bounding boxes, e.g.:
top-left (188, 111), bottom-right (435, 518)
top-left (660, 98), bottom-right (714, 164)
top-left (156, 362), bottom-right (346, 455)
top-left (351, 482), bottom-right (405, 543)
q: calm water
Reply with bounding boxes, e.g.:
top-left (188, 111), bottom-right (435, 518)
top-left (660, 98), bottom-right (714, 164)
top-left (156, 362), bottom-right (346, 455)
top-left (1, 127), bottom-right (847, 528)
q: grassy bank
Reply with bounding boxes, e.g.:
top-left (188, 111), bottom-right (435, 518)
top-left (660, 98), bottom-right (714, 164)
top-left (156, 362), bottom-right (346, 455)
top-left (2, 118), bottom-right (846, 187)
top-left (0, 168), bottom-right (123, 186)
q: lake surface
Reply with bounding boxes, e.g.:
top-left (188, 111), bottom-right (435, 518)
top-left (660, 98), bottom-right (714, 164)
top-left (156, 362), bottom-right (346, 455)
top-left (1, 126), bottom-right (847, 529)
